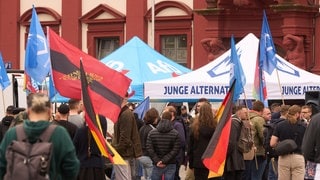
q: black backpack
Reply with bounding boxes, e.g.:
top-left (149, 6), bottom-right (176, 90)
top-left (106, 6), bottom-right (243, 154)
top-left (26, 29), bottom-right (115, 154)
top-left (4, 124), bottom-right (57, 180)
top-left (263, 119), bottom-right (284, 158)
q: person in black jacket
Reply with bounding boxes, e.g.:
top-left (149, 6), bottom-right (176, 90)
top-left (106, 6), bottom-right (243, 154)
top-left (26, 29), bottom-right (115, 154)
top-left (188, 103), bottom-right (217, 180)
top-left (146, 111), bottom-right (180, 180)
top-left (73, 115), bottom-right (107, 180)
top-left (139, 108), bottom-right (159, 180)
top-left (53, 104), bottom-right (77, 139)
top-left (302, 112), bottom-right (320, 179)
top-left (0, 106), bottom-right (25, 142)
top-left (270, 105), bottom-right (306, 180)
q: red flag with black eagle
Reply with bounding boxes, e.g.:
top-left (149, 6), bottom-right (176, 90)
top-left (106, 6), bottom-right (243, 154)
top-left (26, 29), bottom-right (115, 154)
top-left (202, 81), bottom-right (235, 178)
top-left (48, 28), bottom-right (131, 123)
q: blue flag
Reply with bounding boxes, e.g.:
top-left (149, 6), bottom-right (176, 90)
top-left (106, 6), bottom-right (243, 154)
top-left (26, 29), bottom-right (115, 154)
top-left (25, 6), bottom-right (50, 83)
top-left (48, 73), bottom-right (56, 100)
top-left (0, 53), bottom-right (10, 90)
top-left (260, 10), bottom-right (277, 75)
top-left (230, 35), bottom-right (246, 102)
top-left (134, 96), bottom-right (150, 120)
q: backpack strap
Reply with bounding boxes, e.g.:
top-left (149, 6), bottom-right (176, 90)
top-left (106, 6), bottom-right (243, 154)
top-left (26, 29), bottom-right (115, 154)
top-left (15, 124), bottom-right (57, 142)
top-left (39, 124), bottom-right (57, 142)
top-left (15, 124), bottom-right (27, 141)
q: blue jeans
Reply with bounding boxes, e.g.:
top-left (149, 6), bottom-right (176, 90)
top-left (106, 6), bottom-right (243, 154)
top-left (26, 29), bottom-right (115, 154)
top-left (268, 158), bottom-right (278, 180)
top-left (250, 156), bottom-right (267, 180)
top-left (138, 156), bottom-right (153, 180)
top-left (151, 164), bottom-right (176, 180)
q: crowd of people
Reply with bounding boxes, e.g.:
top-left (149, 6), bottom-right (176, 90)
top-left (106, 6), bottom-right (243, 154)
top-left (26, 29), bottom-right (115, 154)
top-left (0, 92), bottom-right (319, 180)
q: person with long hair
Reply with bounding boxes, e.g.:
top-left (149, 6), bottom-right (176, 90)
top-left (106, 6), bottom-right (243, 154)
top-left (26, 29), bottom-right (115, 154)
top-left (188, 103), bottom-right (218, 179)
top-left (270, 105), bottom-right (306, 180)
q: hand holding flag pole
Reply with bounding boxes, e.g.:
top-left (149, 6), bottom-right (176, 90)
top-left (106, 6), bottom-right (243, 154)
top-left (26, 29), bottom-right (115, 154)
top-left (80, 59), bottom-right (126, 165)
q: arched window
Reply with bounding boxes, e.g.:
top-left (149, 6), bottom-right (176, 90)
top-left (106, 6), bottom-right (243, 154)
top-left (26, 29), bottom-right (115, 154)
top-left (146, 1), bottom-right (193, 68)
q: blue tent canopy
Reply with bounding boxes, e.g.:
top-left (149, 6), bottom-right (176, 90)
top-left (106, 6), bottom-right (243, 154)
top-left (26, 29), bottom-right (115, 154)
top-left (101, 36), bottom-right (191, 102)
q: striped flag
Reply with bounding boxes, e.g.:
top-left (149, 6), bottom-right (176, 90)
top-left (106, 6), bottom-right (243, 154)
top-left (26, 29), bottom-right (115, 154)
top-left (80, 60), bottom-right (126, 165)
top-left (253, 56), bottom-right (268, 107)
top-left (49, 28), bottom-right (131, 122)
top-left (202, 81), bottom-right (235, 178)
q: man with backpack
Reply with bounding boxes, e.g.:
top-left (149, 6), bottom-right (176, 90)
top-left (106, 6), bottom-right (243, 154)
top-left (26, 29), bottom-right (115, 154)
top-left (263, 105), bottom-right (290, 180)
top-left (222, 105), bottom-right (247, 179)
top-left (0, 93), bottom-right (80, 180)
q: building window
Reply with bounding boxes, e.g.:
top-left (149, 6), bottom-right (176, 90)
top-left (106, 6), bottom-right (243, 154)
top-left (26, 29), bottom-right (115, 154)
top-left (161, 35), bottom-right (187, 66)
top-left (96, 37), bottom-right (120, 59)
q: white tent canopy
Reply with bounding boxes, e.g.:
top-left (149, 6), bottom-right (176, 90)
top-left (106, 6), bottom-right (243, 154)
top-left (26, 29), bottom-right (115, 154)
top-left (145, 33), bottom-right (320, 102)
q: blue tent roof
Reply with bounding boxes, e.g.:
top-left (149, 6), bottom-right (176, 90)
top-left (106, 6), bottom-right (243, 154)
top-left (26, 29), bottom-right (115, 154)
top-left (101, 36), bottom-right (191, 102)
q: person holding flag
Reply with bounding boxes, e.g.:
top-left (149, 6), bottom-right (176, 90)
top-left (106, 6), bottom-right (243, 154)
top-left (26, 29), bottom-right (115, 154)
top-left (73, 114), bottom-right (108, 180)
top-left (219, 36), bottom-right (246, 179)
top-left (112, 92), bottom-right (143, 179)
top-left (247, 100), bottom-right (267, 180)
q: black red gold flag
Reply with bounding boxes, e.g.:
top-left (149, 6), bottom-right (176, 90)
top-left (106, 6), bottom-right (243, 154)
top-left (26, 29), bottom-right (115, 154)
top-left (202, 81), bottom-right (235, 178)
top-left (80, 60), bottom-right (126, 165)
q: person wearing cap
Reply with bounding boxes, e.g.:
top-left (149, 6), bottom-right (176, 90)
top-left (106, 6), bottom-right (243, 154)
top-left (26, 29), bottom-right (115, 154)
top-left (53, 104), bottom-right (78, 139)
top-left (180, 105), bottom-right (193, 127)
top-left (0, 106), bottom-right (25, 142)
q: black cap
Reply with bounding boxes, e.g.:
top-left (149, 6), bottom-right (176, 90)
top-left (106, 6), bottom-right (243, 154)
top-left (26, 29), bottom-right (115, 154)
top-left (58, 104), bottom-right (70, 114)
top-left (6, 106), bottom-right (25, 115)
top-left (6, 105), bottom-right (15, 114)
top-left (12, 108), bottom-right (25, 115)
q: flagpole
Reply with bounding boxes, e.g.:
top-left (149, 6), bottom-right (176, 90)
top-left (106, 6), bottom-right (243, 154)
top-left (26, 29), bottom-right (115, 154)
top-left (275, 69), bottom-right (285, 105)
top-left (1, 90), bottom-right (5, 114)
top-left (151, 0), bottom-right (155, 48)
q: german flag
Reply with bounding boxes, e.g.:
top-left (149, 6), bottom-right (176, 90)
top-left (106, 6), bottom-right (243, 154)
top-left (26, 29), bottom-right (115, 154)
top-left (80, 60), bottom-right (126, 165)
top-left (202, 81), bottom-right (235, 178)
top-left (48, 28), bottom-right (131, 122)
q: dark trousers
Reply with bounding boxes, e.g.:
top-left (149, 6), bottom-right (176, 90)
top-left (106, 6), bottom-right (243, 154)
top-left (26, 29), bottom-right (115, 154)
top-left (223, 170), bottom-right (243, 180)
top-left (174, 161), bottom-right (181, 180)
top-left (194, 168), bottom-right (221, 180)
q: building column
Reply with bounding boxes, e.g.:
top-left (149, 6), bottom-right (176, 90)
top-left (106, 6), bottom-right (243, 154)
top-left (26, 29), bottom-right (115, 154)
top-left (61, 0), bottom-right (82, 48)
top-left (126, 0), bottom-right (147, 41)
top-left (0, 1), bottom-right (20, 69)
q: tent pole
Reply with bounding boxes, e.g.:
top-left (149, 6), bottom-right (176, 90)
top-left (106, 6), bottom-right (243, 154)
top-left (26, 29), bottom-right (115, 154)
top-left (275, 69), bottom-right (285, 105)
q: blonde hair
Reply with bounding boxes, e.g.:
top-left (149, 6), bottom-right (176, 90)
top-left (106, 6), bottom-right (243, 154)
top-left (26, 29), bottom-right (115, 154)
top-left (286, 105), bottom-right (301, 124)
top-left (27, 93), bottom-right (51, 114)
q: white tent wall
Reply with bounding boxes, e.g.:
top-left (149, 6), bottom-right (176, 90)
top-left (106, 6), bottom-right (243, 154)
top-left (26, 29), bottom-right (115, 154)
top-left (145, 33), bottom-right (320, 102)
top-left (0, 73), bottom-right (27, 118)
